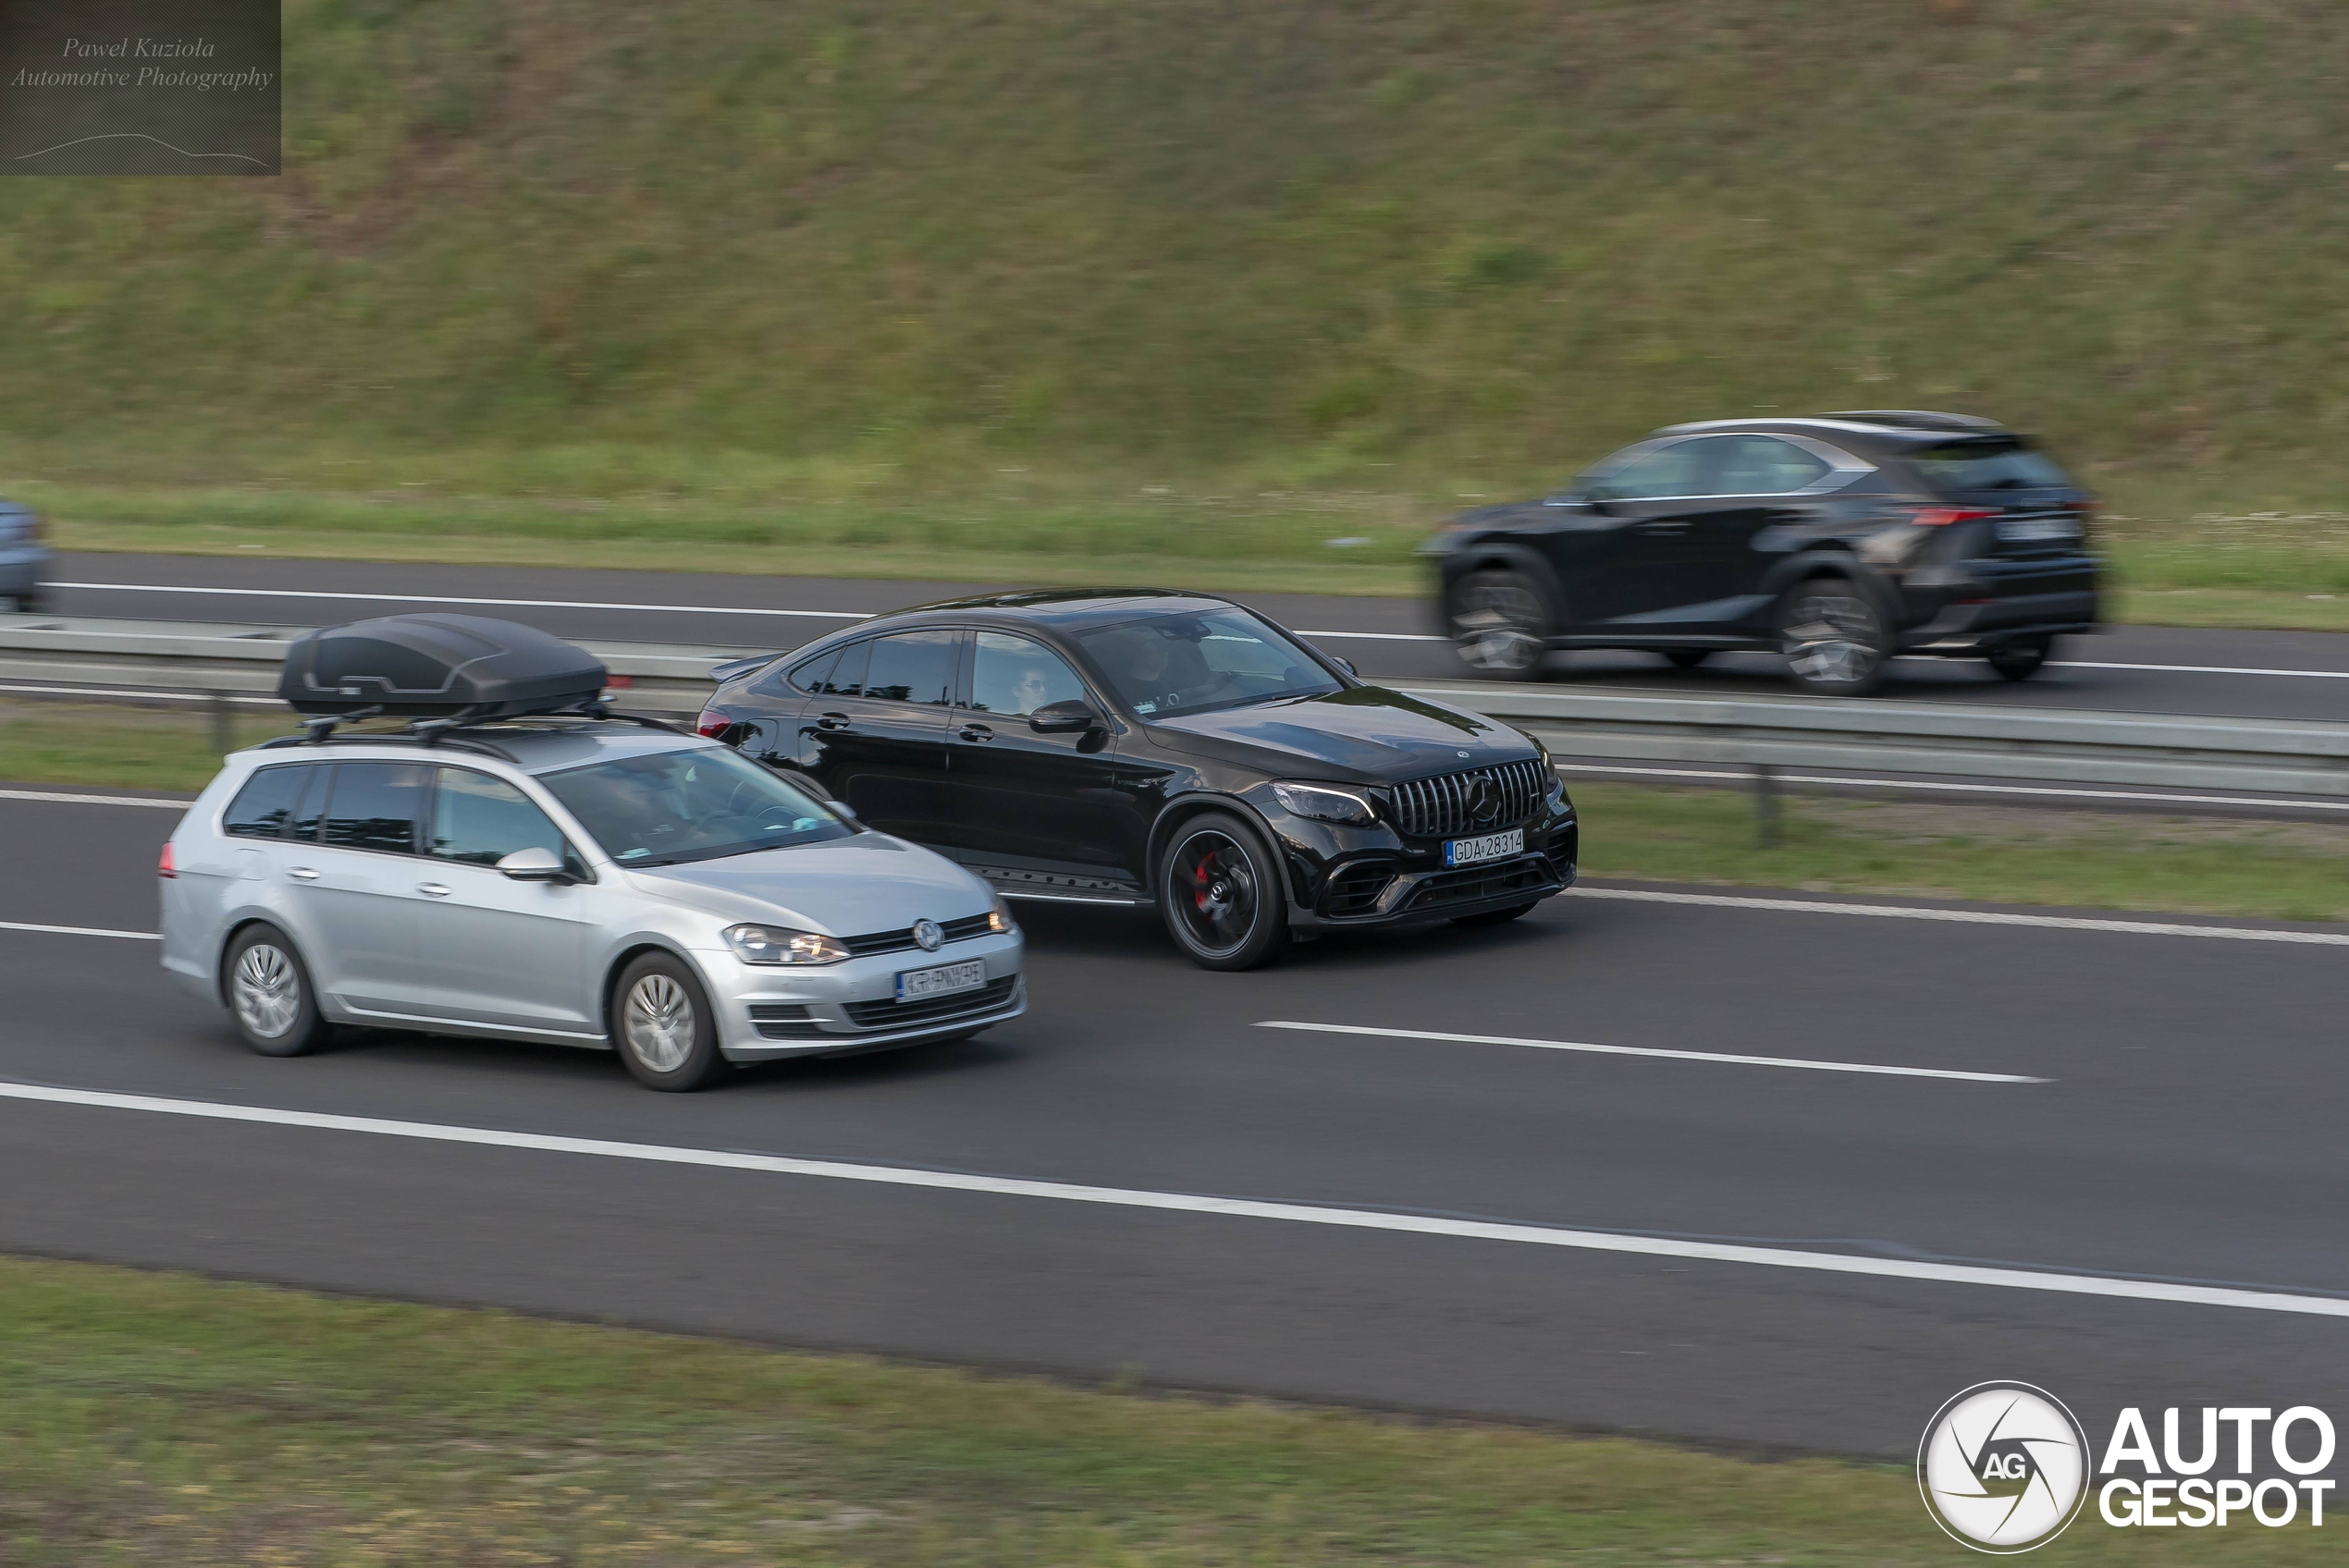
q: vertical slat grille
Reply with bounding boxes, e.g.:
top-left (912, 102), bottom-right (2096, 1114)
top-left (1384, 758), bottom-right (1548, 839)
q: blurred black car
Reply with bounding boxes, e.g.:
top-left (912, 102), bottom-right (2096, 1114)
top-left (1426, 411), bottom-right (2099, 695)
top-left (695, 592), bottom-right (1577, 970)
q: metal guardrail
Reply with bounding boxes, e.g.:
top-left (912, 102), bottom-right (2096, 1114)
top-left (10, 615), bottom-right (2349, 833)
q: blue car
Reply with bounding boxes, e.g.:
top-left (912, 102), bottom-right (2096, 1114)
top-left (0, 498), bottom-right (50, 613)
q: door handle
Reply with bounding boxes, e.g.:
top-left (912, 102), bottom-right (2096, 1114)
top-left (815, 712), bottom-right (852, 731)
top-left (957, 723), bottom-right (994, 742)
top-left (288, 866), bottom-right (320, 881)
top-left (1638, 521), bottom-right (1689, 534)
top-left (416, 882), bottom-right (452, 898)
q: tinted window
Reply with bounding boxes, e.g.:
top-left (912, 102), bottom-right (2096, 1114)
top-left (817, 640), bottom-right (869, 698)
top-left (1910, 439), bottom-right (2075, 495)
top-left (862, 631), bottom-right (958, 704)
top-left (429, 768), bottom-right (569, 867)
top-left (970, 632), bottom-right (1089, 717)
top-left (778, 647), bottom-right (837, 695)
top-left (1076, 608), bottom-right (1340, 717)
top-left (541, 747), bottom-right (855, 867)
top-left (1709, 435), bottom-right (1832, 496)
top-left (318, 762), bottom-right (427, 854)
top-left (1586, 440), bottom-right (1709, 500)
top-left (223, 765), bottom-right (315, 839)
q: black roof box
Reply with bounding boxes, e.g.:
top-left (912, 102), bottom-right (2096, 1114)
top-left (278, 614), bottom-right (609, 719)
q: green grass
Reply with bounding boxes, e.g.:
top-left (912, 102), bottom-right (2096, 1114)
top-left (5, 0), bottom-right (2349, 612)
top-left (0, 702), bottom-right (286, 794)
top-left (0, 1253), bottom-right (2334, 1566)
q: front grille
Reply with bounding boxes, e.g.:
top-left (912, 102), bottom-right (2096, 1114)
top-left (1394, 856), bottom-right (1559, 913)
top-left (1384, 758), bottom-right (1550, 840)
top-left (842, 976), bottom-right (1019, 1031)
top-left (1323, 863), bottom-right (1396, 917)
top-left (839, 912), bottom-right (996, 959)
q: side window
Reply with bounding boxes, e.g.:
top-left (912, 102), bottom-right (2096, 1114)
top-left (429, 768), bottom-right (570, 867)
top-left (861, 631), bottom-right (958, 705)
top-left (316, 762), bottom-right (428, 855)
top-left (817, 640), bottom-right (869, 698)
top-left (969, 632), bottom-right (1089, 717)
top-left (1708, 435), bottom-right (1832, 496)
top-left (775, 647), bottom-right (837, 696)
top-left (223, 765), bottom-right (316, 839)
top-left (1587, 441), bottom-right (1709, 501)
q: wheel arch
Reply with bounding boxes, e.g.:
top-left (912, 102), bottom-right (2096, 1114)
top-left (1445, 540), bottom-right (1570, 629)
top-left (1145, 791), bottom-right (1302, 912)
top-left (599, 938), bottom-right (715, 1047)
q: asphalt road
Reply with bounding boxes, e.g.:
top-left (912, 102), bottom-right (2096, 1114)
top-left (6, 789), bottom-right (2347, 1459)
top-left (43, 551), bottom-right (2349, 722)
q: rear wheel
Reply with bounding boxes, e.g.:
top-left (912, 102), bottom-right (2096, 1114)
top-left (1446, 568), bottom-right (1553, 679)
top-left (1451, 900), bottom-right (1540, 927)
top-left (225, 924), bottom-right (332, 1057)
top-left (1777, 578), bottom-right (1889, 696)
top-left (1157, 812), bottom-right (1291, 971)
top-left (612, 952), bottom-right (731, 1091)
top-left (1987, 636), bottom-right (2053, 682)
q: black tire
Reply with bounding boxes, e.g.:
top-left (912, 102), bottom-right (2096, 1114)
top-left (1156, 811), bottom-right (1292, 971)
top-left (1451, 900), bottom-right (1541, 927)
top-left (610, 951), bottom-right (731, 1091)
top-left (223, 923), bottom-right (333, 1058)
top-left (1777, 577), bottom-right (1889, 697)
top-left (1663, 648), bottom-right (1710, 670)
top-left (1445, 568), bottom-right (1554, 680)
top-left (1987, 636), bottom-right (2053, 682)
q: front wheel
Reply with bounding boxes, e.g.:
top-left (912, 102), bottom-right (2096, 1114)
top-left (1777, 579), bottom-right (1889, 696)
top-left (1445, 568), bottom-right (1553, 680)
top-left (1987, 636), bottom-right (2053, 681)
top-left (225, 924), bottom-right (333, 1057)
top-left (1157, 812), bottom-right (1291, 971)
top-left (612, 952), bottom-right (731, 1091)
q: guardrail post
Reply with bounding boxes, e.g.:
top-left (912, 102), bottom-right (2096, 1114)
top-left (1753, 763), bottom-right (1780, 848)
top-left (209, 692), bottom-right (233, 756)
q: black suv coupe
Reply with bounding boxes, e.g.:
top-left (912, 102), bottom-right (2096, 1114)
top-left (695, 592), bottom-right (1578, 970)
top-left (1427, 411), bottom-right (2100, 694)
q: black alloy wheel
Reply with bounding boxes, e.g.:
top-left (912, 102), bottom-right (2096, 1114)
top-left (1447, 568), bottom-right (1552, 680)
top-left (1777, 578), bottom-right (1889, 697)
top-left (1987, 636), bottom-right (2053, 682)
top-left (1664, 648), bottom-right (1710, 669)
top-left (1156, 811), bottom-right (1291, 971)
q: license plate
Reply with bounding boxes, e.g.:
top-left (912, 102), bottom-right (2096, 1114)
top-left (1998, 515), bottom-right (2078, 543)
top-left (895, 960), bottom-right (987, 1002)
top-left (1444, 828), bottom-right (1523, 867)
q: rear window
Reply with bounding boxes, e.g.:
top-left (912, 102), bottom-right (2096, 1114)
top-left (1909, 440), bottom-right (2075, 496)
top-left (223, 765), bottom-right (316, 839)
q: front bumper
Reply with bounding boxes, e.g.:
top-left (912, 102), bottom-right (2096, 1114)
top-left (695, 929), bottom-right (1027, 1060)
top-left (1264, 795), bottom-right (1580, 933)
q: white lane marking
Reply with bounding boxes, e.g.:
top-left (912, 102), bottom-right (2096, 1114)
top-left (2057, 660), bottom-right (2349, 680)
top-left (0, 681), bottom-right (279, 705)
top-left (48, 582), bottom-right (870, 621)
top-left (1, 1077), bottom-right (2343, 1317)
top-left (1573, 887), bottom-right (2349, 945)
top-left (0, 789), bottom-right (186, 810)
top-left (1553, 761), bottom-right (2349, 813)
top-left (1254, 1021), bottom-right (2045, 1083)
top-left (0, 921), bottom-right (159, 941)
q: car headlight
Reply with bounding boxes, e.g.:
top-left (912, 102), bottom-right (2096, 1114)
top-left (1271, 780), bottom-right (1378, 826)
top-left (723, 924), bottom-right (850, 965)
top-left (987, 894), bottom-right (1017, 935)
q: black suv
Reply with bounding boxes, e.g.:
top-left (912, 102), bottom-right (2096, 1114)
top-left (1427, 411), bottom-right (2100, 694)
top-left (695, 591), bottom-right (1578, 970)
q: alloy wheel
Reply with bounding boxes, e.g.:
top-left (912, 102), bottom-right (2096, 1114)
top-left (1781, 588), bottom-right (1885, 690)
top-left (1451, 577), bottom-right (1546, 673)
top-left (232, 942), bottom-right (301, 1039)
top-left (622, 974), bottom-right (695, 1072)
top-left (1172, 831), bottom-right (1260, 958)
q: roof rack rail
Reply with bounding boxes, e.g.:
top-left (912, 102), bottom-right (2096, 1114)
top-left (1820, 410), bottom-right (2006, 432)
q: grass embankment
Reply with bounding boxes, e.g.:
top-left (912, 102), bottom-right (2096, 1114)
top-left (6, 1), bottom-right (2349, 611)
top-left (15, 702), bottom-right (2349, 925)
top-left (1, 1254), bottom-right (2332, 1567)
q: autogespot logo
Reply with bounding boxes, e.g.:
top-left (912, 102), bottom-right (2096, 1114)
top-left (1918, 1382), bottom-right (2091, 1553)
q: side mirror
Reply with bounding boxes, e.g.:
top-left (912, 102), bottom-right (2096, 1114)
top-left (496, 846), bottom-right (571, 882)
top-left (1331, 655), bottom-right (1358, 678)
top-left (1029, 699), bottom-right (1101, 735)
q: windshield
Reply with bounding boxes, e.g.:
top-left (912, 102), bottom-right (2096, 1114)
top-left (539, 747), bottom-right (855, 867)
top-left (1909, 439), bottom-right (2075, 495)
top-left (1075, 607), bottom-right (1341, 717)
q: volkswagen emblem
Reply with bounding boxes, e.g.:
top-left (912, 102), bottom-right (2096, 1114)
top-left (1465, 777), bottom-right (1504, 825)
top-left (912, 918), bottom-right (943, 952)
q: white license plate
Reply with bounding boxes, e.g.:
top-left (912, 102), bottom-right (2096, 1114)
top-left (1444, 828), bottom-right (1524, 867)
top-left (1998, 516), bottom-right (2079, 543)
top-left (895, 960), bottom-right (987, 1002)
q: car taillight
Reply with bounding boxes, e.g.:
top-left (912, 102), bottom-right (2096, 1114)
top-left (158, 843), bottom-right (177, 879)
top-left (695, 710), bottom-right (730, 740)
top-left (1912, 507), bottom-right (2000, 527)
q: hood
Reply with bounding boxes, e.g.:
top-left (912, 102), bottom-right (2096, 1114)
top-left (623, 833), bottom-right (990, 937)
top-left (1147, 685), bottom-right (1535, 781)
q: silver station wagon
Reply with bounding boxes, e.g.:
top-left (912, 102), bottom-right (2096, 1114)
top-left (160, 720), bottom-right (1026, 1090)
